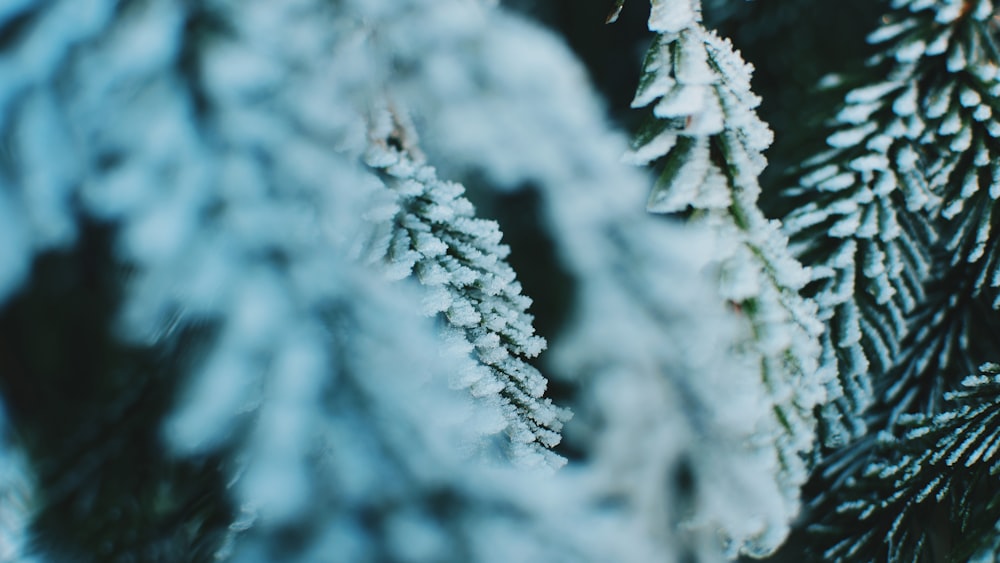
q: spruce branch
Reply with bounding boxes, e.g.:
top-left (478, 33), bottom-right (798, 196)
top-left (808, 364), bottom-right (1000, 562)
top-left (785, 4), bottom-right (1000, 561)
top-left (626, 1), bottom-right (828, 552)
top-left (362, 112), bottom-right (569, 470)
top-left (779, 0), bottom-right (1000, 447)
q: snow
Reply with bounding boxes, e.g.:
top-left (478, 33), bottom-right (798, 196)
top-left (15, 92), bottom-right (77, 249)
top-left (631, 42), bottom-right (675, 109)
top-left (2, 0), bottom-right (952, 561)
top-left (800, 164), bottom-right (840, 187)
top-left (895, 38), bottom-right (926, 62)
top-left (655, 84), bottom-right (710, 117)
top-left (947, 42), bottom-right (968, 72)
top-left (893, 83), bottom-right (919, 116)
top-left (623, 130), bottom-right (678, 166)
top-left (648, 0), bottom-right (699, 33)
top-left (838, 101), bottom-right (882, 124)
top-left (949, 122), bottom-right (974, 151)
top-left (1, 0), bottom-right (596, 557)
top-left (168, 342), bottom-right (257, 453)
top-left (960, 87), bottom-right (983, 107)
top-left (850, 154), bottom-right (891, 174)
top-left (924, 28), bottom-right (952, 57)
top-left (827, 123), bottom-right (878, 148)
top-left (934, 2), bottom-right (964, 23)
top-left (819, 172), bottom-right (859, 192)
top-left (0, 191), bottom-right (30, 305)
top-left (972, 0), bottom-right (993, 20)
top-left (846, 81), bottom-right (901, 104)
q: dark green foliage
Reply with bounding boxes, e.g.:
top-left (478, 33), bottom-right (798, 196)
top-left (758, 0), bottom-right (1000, 560)
top-left (772, 0), bottom-right (1000, 444)
top-left (807, 367), bottom-right (1000, 562)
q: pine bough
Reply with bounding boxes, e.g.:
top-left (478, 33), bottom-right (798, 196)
top-left (362, 124), bottom-right (568, 470)
top-left (623, 0), bottom-right (828, 553)
top-left (785, 0), bottom-right (1000, 560)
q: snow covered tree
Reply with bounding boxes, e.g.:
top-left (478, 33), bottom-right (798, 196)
top-left (23, 0), bottom-right (1000, 560)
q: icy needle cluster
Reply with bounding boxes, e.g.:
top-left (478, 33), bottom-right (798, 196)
top-left (362, 135), bottom-right (568, 470)
top-left (623, 1), bottom-right (829, 551)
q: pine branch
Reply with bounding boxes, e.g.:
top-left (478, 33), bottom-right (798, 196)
top-left (910, 3), bottom-right (1000, 311)
top-left (807, 364), bottom-right (1000, 562)
top-left (776, 3), bottom-right (1000, 561)
top-left (362, 124), bottom-right (569, 470)
top-left (876, 264), bottom-right (1000, 420)
top-left (969, 519), bottom-right (1000, 561)
top-left (780, 0), bottom-right (1000, 448)
top-left (555, 219), bottom-right (810, 559)
top-left (626, 1), bottom-right (828, 551)
top-left (780, 12), bottom-right (939, 445)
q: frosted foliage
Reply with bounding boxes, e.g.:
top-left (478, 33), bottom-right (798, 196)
top-left (360, 0), bottom-right (672, 283)
top-left (0, 0), bottom-right (533, 557)
top-left (552, 223), bottom-right (794, 559)
top-left (371, 0), bottom-right (826, 553)
top-left (0, 0), bottom-right (386, 335)
top-left (815, 365), bottom-right (1000, 561)
top-left (368, 0), bottom-right (648, 232)
top-left (0, 0), bottom-right (830, 561)
top-left (0, 0), bottom-right (119, 303)
top-left (223, 276), bottom-right (574, 563)
top-left (784, 0), bottom-right (1000, 444)
top-left (221, 278), bottom-right (675, 563)
top-left (362, 141), bottom-right (568, 470)
top-left (971, 520), bottom-right (1000, 562)
top-left (648, 0), bottom-right (700, 33)
top-left (352, 0), bottom-right (814, 553)
top-left (623, 0), bottom-right (827, 548)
